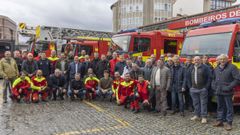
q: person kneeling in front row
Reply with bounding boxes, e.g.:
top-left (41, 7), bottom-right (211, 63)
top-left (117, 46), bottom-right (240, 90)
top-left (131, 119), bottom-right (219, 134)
top-left (84, 73), bottom-right (99, 101)
top-left (31, 70), bottom-right (48, 103)
top-left (12, 71), bottom-right (33, 103)
top-left (131, 75), bottom-right (151, 113)
top-left (97, 70), bottom-right (113, 101)
top-left (49, 69), bottom-right (67, 100)
top-left (69, 73), bottom-right (86, 101)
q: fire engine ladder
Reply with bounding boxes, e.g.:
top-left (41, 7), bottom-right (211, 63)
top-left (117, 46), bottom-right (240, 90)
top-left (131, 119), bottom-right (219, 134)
top-left (41, 26), bottom-right (115, 40)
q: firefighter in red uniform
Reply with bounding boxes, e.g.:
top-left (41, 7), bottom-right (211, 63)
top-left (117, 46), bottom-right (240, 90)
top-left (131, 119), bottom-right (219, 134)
top-left (48, 50), bottom-right (59, 74)
top-left (131, 75), bottom-right (151, 113)
top-left (109, 52), bottom-right (119, 76)
top-left (12, 71), bottom-right (40, 103)
top-left (31, 70), bottom-right (48, 103)
top-left (84, 73), bottom-right (99, 100)
top-left (111, 71), bottom-right (123, 102)
top-left (118, 73), bottom-right (136, 109)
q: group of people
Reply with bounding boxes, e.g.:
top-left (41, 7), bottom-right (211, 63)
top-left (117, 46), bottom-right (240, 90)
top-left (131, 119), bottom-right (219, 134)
top-left (0, 49), bottom-right (239, 131)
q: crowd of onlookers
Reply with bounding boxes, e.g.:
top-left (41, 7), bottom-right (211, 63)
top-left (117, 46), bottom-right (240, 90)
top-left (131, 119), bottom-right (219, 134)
top-left (0, 49), bottom-right (239, 131)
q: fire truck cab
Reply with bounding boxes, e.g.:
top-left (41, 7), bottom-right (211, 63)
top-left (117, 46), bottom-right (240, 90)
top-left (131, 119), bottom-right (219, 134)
top-left (180, 18), bottom-right (240, 105)
top-left (111, 30), bottom-right (184, 60)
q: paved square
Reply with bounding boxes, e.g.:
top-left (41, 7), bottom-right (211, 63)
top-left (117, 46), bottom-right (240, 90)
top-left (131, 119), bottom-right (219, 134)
top-left (0, 81), bottom-right (240, 135)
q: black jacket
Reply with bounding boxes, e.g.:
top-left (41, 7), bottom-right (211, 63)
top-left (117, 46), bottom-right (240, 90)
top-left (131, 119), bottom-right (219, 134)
top-left (96, 60), bottom-right (110, 78)
top-left (91, 58), bottom-right (100, 75)
top-left (49, 75), bottom-right (66, 89)
top-left (71, 80), bottom-right (84, 91)
top-left (130, 69), bottom-right (143, 80)
top-left (83, 61), bottom-right (93, 74)
top-left (22, 60), bottom-right (38, 75)
top-left (184, 63), bottom-right (193, 89)
top-left (212, 63), bottom-right (240, 95)
top-left (14, 57), bottom-right (23, 72)
top-left (38, 59), bottom-right (51, 77)
top-left (171, 64), bottom-right (185, 91)
top-left (115, 61), bottom-right (126, 75)
top-left (142, 66), bottom-right (153, 81)
top-left (185, 64), bottom-right (211, 90)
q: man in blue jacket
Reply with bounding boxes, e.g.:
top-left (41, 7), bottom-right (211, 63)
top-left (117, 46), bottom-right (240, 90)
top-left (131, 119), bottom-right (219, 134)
top-left (68, 56), bottom-right (85, 81)
top-left (212, 54), bottom-right (240, 131)
top-left (170, 55), bottom-right (185, 117)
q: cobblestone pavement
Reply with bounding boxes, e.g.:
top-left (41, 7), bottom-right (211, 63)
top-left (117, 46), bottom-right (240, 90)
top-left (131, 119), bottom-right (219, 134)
top-left (0, 80), bottom-right (240, 135)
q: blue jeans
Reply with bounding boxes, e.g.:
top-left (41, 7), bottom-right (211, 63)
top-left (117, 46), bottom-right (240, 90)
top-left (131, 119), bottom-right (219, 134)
top-left (190, 88), bottom-right (208, 117)
top-left (97, 89), bottom-right (113, 98)
top-left (68, 89), bottom-right (86, 99)
top-left (216, 95), bottom-right (233, 125)
top-left (171, 87), bottom-right (184, 112)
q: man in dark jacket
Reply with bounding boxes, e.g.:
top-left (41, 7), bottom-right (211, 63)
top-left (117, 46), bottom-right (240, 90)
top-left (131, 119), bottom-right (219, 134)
top-left (22, 53), bottom-right (38, 78)
top-left (202, 55), bottom-right (215, 113)
top-left (82, 55), bottom-right (93, 74)
top-left (212, 54), bottom-right (240, 131)
top-left (184, 56), bottom-right (194, 111)
top-left (96, 54), bottom-right (110, 78)
top-left (165, 57), bottom-right (174, 109)
top-left (14, 50), bottom-right (23, 72)
top-left (49, 69), bottom-right (67, 100)
top-left (130, 63), bottom-right (143, 80)
top-left (68, 56), bottom-right (85, 80)
top-left (186, 56), bottom-right (211, 124)
top-left (165, 57), bottom-right (174, 69)
top-left (135, 56), bottom-right (145, 68)
top-left (92, 52), bottom-right (100, 75)
top-left (115, 55), bottom-right (126, 75)
top-left (106, 51), bottom-right (113, 61)
top-left (171, 55), bottom-right (185, 116)
top-left (68, 73), bottom-right (85, 100)
top-left (142, 59), bottom-right (153, 81)
top-left (38, 53), bottom-right (51, 77)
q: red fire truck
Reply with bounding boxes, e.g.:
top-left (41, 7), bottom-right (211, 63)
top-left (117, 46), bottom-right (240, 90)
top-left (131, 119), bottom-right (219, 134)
top-left (63, 37), bottom-right (111, 59)
top-left (180, 18), bottom-right (240, 105)
top-left (111, 30), bottom-right (184, 60)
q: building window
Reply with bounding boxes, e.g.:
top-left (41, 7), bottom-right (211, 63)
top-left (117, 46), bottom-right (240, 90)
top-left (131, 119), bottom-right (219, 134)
top-left (165, 4), bottom-right (168, 10)
top-left (133, 38), bottom-right (151, 52)
top-left (136, 5), bottom-right (139, 11)
top-left (155, 3), bottom-right (165, 11)
top-left (210, 0), bottom-right (232, 10)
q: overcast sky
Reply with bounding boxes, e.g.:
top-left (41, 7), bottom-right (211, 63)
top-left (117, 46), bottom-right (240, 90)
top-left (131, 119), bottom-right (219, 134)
top-left (0, 0), bottom-right (239, 32)
top-left (0, 0), bottom-right (117, 32)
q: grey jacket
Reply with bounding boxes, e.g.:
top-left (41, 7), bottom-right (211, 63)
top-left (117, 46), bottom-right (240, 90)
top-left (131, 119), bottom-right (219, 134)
top-left (150, 66), bottom-right (171, 91)
top-left (212, 63), bottom-right (240, 96)
top-left (141, 66), bottom-right (153, 81)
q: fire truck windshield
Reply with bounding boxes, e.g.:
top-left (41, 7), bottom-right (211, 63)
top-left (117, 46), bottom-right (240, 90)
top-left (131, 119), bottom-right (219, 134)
top-left (181, 32), bottom-right (232, 56)
top-left (112, 35), bottom-right (131, 52)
